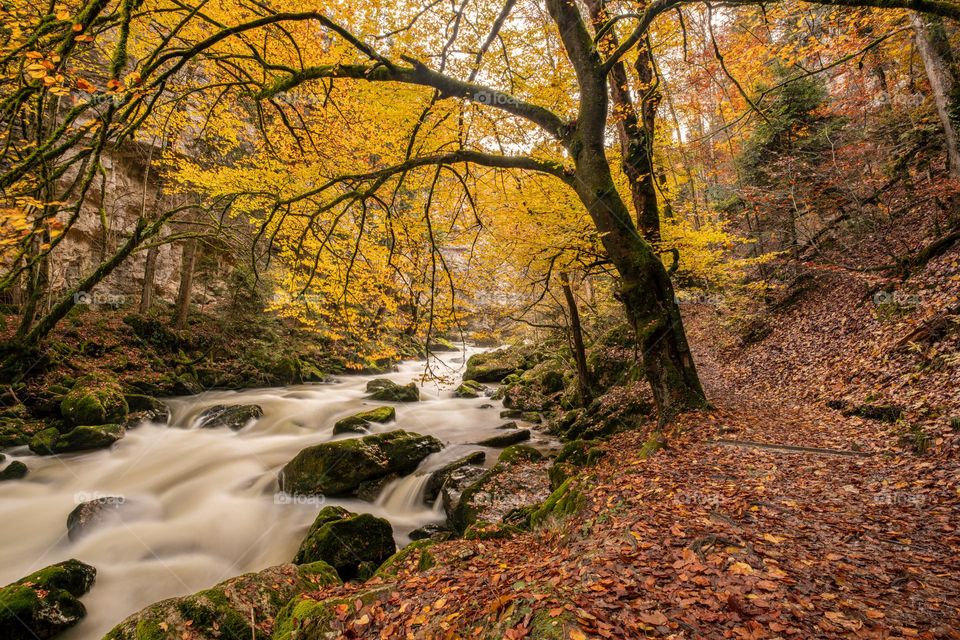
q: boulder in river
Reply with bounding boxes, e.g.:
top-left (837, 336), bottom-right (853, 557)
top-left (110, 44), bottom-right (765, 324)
top-left (0, 460), bottom-right (27, 481)
top-left (123, 394), bottom-right (170, 427)
top-left (424, 451), bottom-right (486, 503)
top-left (29, 423), bottom-right (125, 455)
top-left (0, 559), bottom-right (96, 640)
top-left (279, 429), bottom-right (443, 496)
top-left (60, 376), bottom-right (128, 427)
top-left (366, 379), bottom-right (420, 402)
top-left (454, 380), bottom-right (486, 399)
top-left (196, 404), bottom-right (263, 430)
top-left (464, 348), bottom-right (531, 383)
top-left (293, 506), bottom-right (396, 580)
top-left (332, 406), bottom-right (396, 434)
top-left (440, 464), bottom-right (488, 525)
top-left (102, 562), bottom-right (339, 640)
top-left (498, 444), bottom-right (544, 464)
top-left (66, 496), bottom-right (125, 541)
top-left (473, 428), bottom-right (531, 447)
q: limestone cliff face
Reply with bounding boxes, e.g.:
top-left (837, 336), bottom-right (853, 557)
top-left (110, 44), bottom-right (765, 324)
top-left (52, 143), bottom-right (224, 309)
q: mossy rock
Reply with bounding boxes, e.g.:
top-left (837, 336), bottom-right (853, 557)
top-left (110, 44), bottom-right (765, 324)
top-left (463, 521), bottom-right (522, 540)
top-left (474, 428), bottom-right (530, 447)
top-left (332, 406), bottom-right (396, 434)
top-left (454, 380), bottom-right (486, 399)
top-left (0, 559), bottom-right (96, 640)
top-left (498, 444), bottom-right (544, 464)
top-left (47, 423), bottom-right (124, 454)
top-left (374, 539), bottom-right (437, 579)
top-left (103, 563), bottom-right (340, 640)
top-left (449, 463), bottom-right (512, 533)
top-left (529, 478), bottom-right (586, 529)
top-left (123, 395), bottom-right (170, 426)
top-left (464, 348), bottom-right (528, 383)
top-left (60, 376), bottom-right (128, 427)
top-left (272, 585), bottom-right (393, 640)
top-left (196, 404), bottom-right (263, 430)
top-left (0, 461), bottom-right (28, 481)
top-left (427, 337), bottom-right (460, 352)
top-left (293, 506), bottom-right (396, 580)
top-left (365, 379), bottom-right (419, 402)
top-left (280, 430), bottom-right (443, 496)
top-left (28, 427), bottom-right (62, 455)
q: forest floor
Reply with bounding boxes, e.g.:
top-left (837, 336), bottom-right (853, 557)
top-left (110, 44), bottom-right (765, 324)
top-left (288, 251), bottom-right (960, 638)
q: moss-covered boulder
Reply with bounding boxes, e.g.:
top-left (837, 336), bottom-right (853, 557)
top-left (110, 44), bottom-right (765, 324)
top-left (123, 395), bottom-right (170, 427)
top-left (61, 424), bottom-right (125, 452)
top-left (293, 506), bottom-right (396, 580)
top-left (374, 539), bottom-right (437, 579)
top-left (332, 406), bottom-right (396, 434)
top-left (60, 376), bottom-right (128, 427)
top-left (549, 439), bottom-right (605, 489)
top-left (365, 379), bottom-right (420, 402)
top-left (424, 451), bottom-right (485, 502)
top-left (474, 428), bottom-right (530, 447)
top-left (463, 347), bottom-right (531, 383)
top-left (28, 427), bottom-right (62, 455)
top-left (0, 559), bottom-right (96, 640)
top-left (498, 444), bottom-right (544, 464)
top-left (272, 585), bottom-right (393, 640)
top-left (427, 337), bottom-right (460, 352)
top-left (279, 430), bottom-right (443, 496)
top-left (196, 404), bottom-right (263, 430)
top-left (0, 460), bottom-right (28, 481)
top-left (103, 562), bottom-right (339, 640)
top-left (529, 478), bottom-right (586, 529)
top-left (454, 380), bottom-right (486, 399)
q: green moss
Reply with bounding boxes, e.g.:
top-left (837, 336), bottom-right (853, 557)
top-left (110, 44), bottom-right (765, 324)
top-left (529, 478), bottom-right (586, 529)
top-left (366, 379), bottom-right (419, 402)
top-left (332, 406), bottom-right (396, 434)
top-left (498, 444), bottom-right (544, 464)
top-left (374, 540), bottom-right (436, 579)
top-left (60, 376), bottom-right (128, 427)
top-left (454, 380), bottom-right (486, 398)
top-left (53, 423), bottom-right (124, 453)
top-left (293, 508), bottom-right (396, 580)
top-left (272, 586), bottom-right (393, 640)
top-left (28, 427), bottom-right (61, 455)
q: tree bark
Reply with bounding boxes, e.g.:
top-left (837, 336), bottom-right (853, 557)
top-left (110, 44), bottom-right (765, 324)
top-left (139, 245), bottom-right (159, 313)
top-left (912, 13), bottom-right (960, 178)
top-left (560, 271), bottom-right (593, 405)
top-left (174, 238), bottom-right (198, 331)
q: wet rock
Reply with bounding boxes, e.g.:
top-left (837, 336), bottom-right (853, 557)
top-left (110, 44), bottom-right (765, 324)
top-left (464, 348), bottom-right (529, 383)
top-left (366, 379), bottom-right (420, 402)
top-left (440, 464), bottom-right (488, 524)
top-left (450, 460), bottom-right (552, 533)
top-left (279, 430), bottom-right (443, 496)
top-left (102, 562), bottom-right (338, 640)
top-left (0, 559), bottom-right (96, 640)
top-left (196, 404), bottom-right (263, 430)
top-left (498, 444), bottom-right (544, 464)
top-left (454, 380), bottom-right (486, 399)
top-left (60, 376), bottom-right (128, 427)
top-left (0, 461), bottom-right (27, 481)
top-left (123, 395), bottom-right (169, 427)
top-left (424, 451), bottom-right (486, 503)
top-left (473, 429), bottom-right (531, 447)
top-left (500, 409), bottom-right (523, 419)
top-left (66, 496), bottom-right (125, 541)
top-left (427, 337), bottom-right (460, 352)
top-left (293, 506), bottom-right (396, 580)
top-left (33, 423), bottom-right (125, 455)
top-left (408, 523), bottom-right (453, 541)
top-left (356, 473), bottom-right (400, 502)
top-left (496, 421), bottom-right (519, 429)
top-left (332, 406), bottom-right (396, 434)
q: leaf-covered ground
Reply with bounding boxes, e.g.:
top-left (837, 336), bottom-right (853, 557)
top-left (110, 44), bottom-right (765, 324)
top-left (280, 251), bottom-right (960, 639)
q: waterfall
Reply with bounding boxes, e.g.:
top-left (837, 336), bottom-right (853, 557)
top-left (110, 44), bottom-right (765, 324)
top-left (374, 473), bottom-right (432, 514)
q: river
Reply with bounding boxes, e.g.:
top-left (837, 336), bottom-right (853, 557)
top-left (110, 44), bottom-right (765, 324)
top-left (0, 348), bottom-right (541, 639)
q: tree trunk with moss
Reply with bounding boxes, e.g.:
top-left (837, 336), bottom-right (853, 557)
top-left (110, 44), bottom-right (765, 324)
top-left (913, 13), bottom-right (960, 177)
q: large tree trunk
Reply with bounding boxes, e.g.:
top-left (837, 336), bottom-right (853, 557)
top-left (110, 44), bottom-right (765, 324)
top-left (912, 13), bottom-right (960, 178)
top-left (174, 238), bottom-right (198, 331)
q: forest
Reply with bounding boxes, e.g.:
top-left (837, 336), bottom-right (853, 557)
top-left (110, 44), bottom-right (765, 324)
top-left (0, 0), bottom-right (958, 637)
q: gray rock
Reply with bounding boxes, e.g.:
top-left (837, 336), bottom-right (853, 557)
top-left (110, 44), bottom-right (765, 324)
top-left (473, 429), bottom-right (531, 447)
top-left (196, 404), bottom-right (263, 430)
top-left (67, 496), bottom-right (125, 541)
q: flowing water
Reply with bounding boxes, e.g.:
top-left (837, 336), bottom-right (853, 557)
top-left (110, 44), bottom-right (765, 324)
top-left (0, 349), bottom-right (547, 639)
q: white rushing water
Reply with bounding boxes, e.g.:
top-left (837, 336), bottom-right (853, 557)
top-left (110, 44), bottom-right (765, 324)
top-left (0, 348), bottom-right (546, 639)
